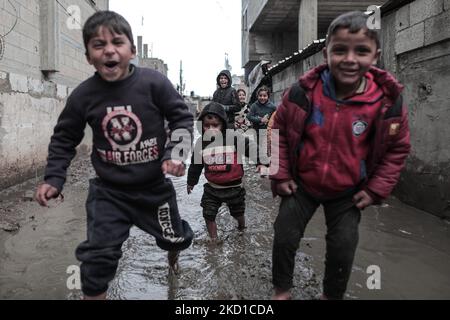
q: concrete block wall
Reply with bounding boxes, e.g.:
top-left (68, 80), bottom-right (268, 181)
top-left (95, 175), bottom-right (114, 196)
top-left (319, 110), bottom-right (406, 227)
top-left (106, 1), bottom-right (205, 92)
top-left (55, 0), bottom-right (109, 87)
top-left (1, 0), bottom-right (109, 86)
top-left (391, 1), bottom-right (450, 218)
top-left (0, 0), bottom-right (107, 189)
top-left (0, 0), bottom-right (41, 78)
top-left (395, 42), bottom-right (450, 217)
top-left (0, 71), bottom-right (66, 188)
top-left (395, 22), bottom-right (425, 55)
top-left (0, 70), bottom-right (95, 189)
top-left (395, 0), bottom-right (450, 55)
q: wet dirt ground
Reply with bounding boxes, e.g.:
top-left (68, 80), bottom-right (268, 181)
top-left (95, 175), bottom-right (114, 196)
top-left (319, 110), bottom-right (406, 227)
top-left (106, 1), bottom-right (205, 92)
top-left (1, 153), bottom-right (450, 300)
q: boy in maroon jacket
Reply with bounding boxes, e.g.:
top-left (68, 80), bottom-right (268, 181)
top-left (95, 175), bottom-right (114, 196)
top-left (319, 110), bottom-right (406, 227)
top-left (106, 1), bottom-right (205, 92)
top-left (270, 11), bottom-right (411, 299)
top-left (187, 102), bottom-right (266, 241)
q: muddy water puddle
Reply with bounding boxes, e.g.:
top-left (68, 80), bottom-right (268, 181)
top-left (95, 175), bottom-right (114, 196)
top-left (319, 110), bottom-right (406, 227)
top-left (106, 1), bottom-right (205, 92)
top-left (1, 155), bottom-right (449, 299)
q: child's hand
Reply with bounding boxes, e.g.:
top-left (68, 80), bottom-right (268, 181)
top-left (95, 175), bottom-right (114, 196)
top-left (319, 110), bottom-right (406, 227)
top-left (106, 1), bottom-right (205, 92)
top-left (261, 115), bottom-right (269, 124)
top-left (256, 165), bottom-right (269, 176)
top-left (275, 180), bottom-right (298, 196)
top-left (353, 190), bottom-right (373, 210)
top-left (162, 159), bottom-right (185, 177)
top-left (35, 183), bottom-right (60, 207)
top-left (187, 185), bottom-right (194, 194)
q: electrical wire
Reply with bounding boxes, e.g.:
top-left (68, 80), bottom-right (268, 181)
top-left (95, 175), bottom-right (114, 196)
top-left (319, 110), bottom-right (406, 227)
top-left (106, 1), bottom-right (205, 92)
top-left (0, 36), bottom-right (4, 60)
top-left (2, 0), bottom-right (19, 37)
top-left (55, 0), bottom-right (100, 29)
top-left (0, 0), bottom-right (19, 60)
top-left (55, 0), bottom-right (83, 29)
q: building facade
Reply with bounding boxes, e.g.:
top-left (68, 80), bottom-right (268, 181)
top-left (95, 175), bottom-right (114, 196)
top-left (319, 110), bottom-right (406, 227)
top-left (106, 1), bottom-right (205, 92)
top-left (0, 0), bottom-right (109, 189)
top-left (241, 0), bottom-right (384, 83)
top-left (135, 35), bottom-right (168, 76)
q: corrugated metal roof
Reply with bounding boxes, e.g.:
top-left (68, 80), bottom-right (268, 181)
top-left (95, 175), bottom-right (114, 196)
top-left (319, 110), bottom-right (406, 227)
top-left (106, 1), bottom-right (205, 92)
top-left (266, 39), bottom-right (326, 76)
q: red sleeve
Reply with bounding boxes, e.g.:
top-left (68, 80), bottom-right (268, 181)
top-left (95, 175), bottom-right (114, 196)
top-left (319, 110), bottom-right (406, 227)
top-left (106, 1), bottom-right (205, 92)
top-left (366, 104), bottom-right (411, 200)
top-left (269, 91), bottom-right (293, 183)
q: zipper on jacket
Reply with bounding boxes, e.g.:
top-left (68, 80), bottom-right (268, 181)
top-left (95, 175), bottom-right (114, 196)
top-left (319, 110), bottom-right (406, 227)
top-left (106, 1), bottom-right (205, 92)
top-left (320, 103), bottom-right (340, 185)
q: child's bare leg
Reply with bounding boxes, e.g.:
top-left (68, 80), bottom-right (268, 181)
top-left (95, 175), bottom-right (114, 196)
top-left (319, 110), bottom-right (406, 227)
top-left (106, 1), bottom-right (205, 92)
top-left (272, 287), bottom-right (292, 300)
top-left (205, 219), bottom-right (218, 239)
top-left (228, 187), bottom-right (246, 231)
top-left (83, 292), bottom-right (107, 300)
top-left (168, 250), bottom-right (180, 274)
top-left (235, 215), bottom-right (246, 231)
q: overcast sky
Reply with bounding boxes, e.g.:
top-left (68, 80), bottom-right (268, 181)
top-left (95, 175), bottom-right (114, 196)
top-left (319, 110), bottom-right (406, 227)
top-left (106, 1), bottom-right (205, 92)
top-left (109, 0), bottom-right (242, 97)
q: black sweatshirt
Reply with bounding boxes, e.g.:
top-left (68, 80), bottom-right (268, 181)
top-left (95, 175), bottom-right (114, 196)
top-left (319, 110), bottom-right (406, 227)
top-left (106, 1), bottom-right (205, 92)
top-left (44, 66), bottom-right (193, 192)
top-left (187, 102), bottom-right (265, 188)
top-left (212, 70), bottom-right (241, 125)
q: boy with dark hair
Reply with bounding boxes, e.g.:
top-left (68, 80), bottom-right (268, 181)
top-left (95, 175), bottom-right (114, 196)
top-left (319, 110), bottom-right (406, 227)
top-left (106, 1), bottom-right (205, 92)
top-left (212, 70), bottom-right (241, 127)
top-left (187, 102), bottom-right (266, 241)
top-left (35, 11), bottom-right (194, 300)
top-left (270, 11), bottom-right (411, 299)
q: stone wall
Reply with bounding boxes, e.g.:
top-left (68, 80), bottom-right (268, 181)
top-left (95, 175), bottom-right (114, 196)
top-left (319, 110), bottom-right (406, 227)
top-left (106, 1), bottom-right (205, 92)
top-left (386, 0), bottom-right (450, 218)
top-left (0, 0), bottom-right (107, 189)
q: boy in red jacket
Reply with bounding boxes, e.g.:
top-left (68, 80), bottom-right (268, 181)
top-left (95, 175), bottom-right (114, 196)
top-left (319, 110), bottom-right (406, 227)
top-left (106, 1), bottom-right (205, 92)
top-left (270, 11), bottom-right (411, 300)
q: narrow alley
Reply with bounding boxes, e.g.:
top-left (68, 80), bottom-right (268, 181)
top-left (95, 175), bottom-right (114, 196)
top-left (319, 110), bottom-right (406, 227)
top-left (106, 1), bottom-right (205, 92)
top-left (1, 152), bottom-right (449, 300)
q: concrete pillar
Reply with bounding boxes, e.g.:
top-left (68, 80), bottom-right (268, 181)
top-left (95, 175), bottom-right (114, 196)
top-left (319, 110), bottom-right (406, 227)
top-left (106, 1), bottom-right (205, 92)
top-left (137, 36), bottom-right (143, 58)
top-left (143, 44), bottom-right (148, 59)
top-left (298, 0), bottom-right (318, 49)
top-left (40, 0), bottom-right (60, 72)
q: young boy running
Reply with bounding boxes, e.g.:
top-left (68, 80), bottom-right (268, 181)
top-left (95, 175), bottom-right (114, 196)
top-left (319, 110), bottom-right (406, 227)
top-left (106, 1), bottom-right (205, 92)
top-left (187, 102), bottom-right (266, 241)
top-left (35, 11), bottom-right (194, 299)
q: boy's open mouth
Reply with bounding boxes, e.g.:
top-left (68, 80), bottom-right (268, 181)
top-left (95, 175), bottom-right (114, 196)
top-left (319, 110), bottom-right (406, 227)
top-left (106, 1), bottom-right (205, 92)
top-left (104, 61), bottom-right (119, 70)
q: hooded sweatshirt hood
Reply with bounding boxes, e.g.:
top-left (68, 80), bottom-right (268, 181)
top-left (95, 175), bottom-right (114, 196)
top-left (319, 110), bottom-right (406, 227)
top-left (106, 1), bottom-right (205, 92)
top-left (299, 63), bottom-right (404, 103)
top-left (216, 70), bottom-right (232, 88)
top-left (197, 102), bottom-right (228, 134)
top-left (320, 68), bottom-right (384, 105)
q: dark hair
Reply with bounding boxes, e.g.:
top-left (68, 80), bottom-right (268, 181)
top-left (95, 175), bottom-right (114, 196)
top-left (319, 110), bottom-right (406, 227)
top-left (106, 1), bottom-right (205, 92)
top-left (82, 11), bottom-right (135, 56)
top-left (326, 11), bottom-right (380, 49)
top-left (257, 85), bottom-right (270, 97)
top-left (237, 88), bottom-right (246, 96)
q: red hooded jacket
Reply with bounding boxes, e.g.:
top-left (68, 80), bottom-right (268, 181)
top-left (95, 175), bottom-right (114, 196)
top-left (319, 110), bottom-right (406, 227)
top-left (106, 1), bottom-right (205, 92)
top-left (270, 64), bottom-right (411, 202)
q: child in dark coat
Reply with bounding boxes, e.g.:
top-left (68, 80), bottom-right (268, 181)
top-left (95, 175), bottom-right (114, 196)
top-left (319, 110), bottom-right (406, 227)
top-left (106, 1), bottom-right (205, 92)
top-left (212, 70), bottom-right (241, 127)
top-left (187, 102), bottom-right (266, 241)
